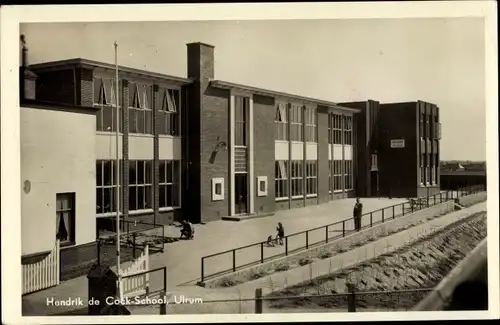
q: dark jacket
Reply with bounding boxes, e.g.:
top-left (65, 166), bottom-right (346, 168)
top-left (353, 203), bottom-right (363, 217)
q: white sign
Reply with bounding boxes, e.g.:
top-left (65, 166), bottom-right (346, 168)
top-left (390, 139), bottom-right (405, 148)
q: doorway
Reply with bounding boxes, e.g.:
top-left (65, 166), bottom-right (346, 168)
top-left (235, 173), bottom-right (248, 215)
top-left (370, 171), bottom-right (379, 197)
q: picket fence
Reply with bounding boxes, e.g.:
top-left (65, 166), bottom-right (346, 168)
top-left (119, 245), bottom-right (150, 300)
top-left (22, 240), bottom-right (60, 295)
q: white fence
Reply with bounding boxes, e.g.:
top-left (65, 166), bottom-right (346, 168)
top-left (119, 245), bottom-right (150, 300)
top-left (22, 240), bottom-right (60, 295)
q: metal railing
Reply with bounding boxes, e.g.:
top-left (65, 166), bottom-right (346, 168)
top-left (200, 184), bottom-right (485, 282)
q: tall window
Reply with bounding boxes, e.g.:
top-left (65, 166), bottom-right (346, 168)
top-left (96, 160), bottom-right (123, 214)
top-left (343, 115), bottom-right (353, 145)
top-left (328, 161), bottom-right (332, 193)
top-left (344, 160), bottom-right (353, 191)
top-left (275, 103), bottom-right (288, 141)
top-left (235, 96), bottom-right (248, 146)
top-left (305, 107), bottom-right (317, 142)
top-left (56, 193), bottom-right (75, 245)
top-left (129, 83), bottom-right (153, 135)
top-left (290, 104), bottom-right (303, 142)
top-left (158, 88), bottom-right (180, 136)
top-left (290, 160), bottom-right (303, 197)
top-left (333, 160), bottom-right (342, 191)
top-left (419, 113), bottom-right (424, 138)
top-left (159, 160), bottom-right (180, 208)
top-left (434, 154), bottom-right (439, 185)
top-left (94, 77), bottom-right (122, 132)
top-left (275, 161), bottom-right (289, 199)
top-left (129, 160), bottom-right (153, 211)
top-left (420, 154), bottom-right (425, 185)
top-left (425, 114), bottom-right (430, 138)
top-left (330, 113), bottom-right (342, 144)
top-left (306, 161), bottom-right (317, 195)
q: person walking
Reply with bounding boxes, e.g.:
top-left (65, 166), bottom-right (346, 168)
top-left (353, 198), bottom-right (363, 232)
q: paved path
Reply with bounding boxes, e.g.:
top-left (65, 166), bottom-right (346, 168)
top-left (22, 197), bottom-right (405, 315)
top-left (128, 201), bottom-right (487, 315)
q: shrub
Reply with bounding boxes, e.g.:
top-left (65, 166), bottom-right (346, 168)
top-left (299, 258), bottom-right (313, 266)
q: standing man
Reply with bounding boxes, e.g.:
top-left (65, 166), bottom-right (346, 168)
top-left (353, 198), bottom-right (363, 232)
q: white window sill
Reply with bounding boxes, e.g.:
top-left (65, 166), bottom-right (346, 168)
top-left (159, 134), bottom-right (182, 139)
top-left (275, 197), bottom-right (289, 202)
top-left (274, 140), bottom-right (289, 144)
top-left (306, 194), bottom-right (318, 198)
top-left (333, 190), bottom-right (343, 193)
top-left (96, 131), bottom-right (124, 136)
top-left (129, 133), bottom-right (154, 138)
top-left (291, 195), bottom-right (304, 200)
top-left (291, 141), bottom-right (304, 144)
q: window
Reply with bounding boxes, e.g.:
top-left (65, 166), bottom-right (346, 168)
top-left (419, 113), bottom-right (424, 138)
top-left (305, 161), bottom-right (317, 195)
top-left (290, 160), bottom-right (304, 197)
top-left (159, 160), bottom-right (180, 208)
top-left (56, 193), bottom-right (75, 245)
top-left (425, 114), bottom-right (430, 138)
top-left (275, 161), bottom-right (288, 199)
top-left (343, 115), bottom-right (353, 145)
top-left (330, 113), bottom-right (342, 144)
top-left (290, 104), bottom-right (303, 142)
top-left (371, 154), bottom-right (378, 171)
top-left (344, 160), bottom-right (353, 191)
top-left (96, 160), bottom-right (123, 214)
top-left (158, 88), bottom-right (180, 136)
top-left (333, 160), bottom-right (342, 191)
top-left (426, 166), bottom-right (431, 185)
top-left (212, 177), bottom-right (224, 201)
top-left (235, 96), bottom-right (248, 146)
top-left (420, 154), bottom-right (425, 185)
top-left (257, 176), bottom-right (268, 197)
top-left (94, 77), bottom-right (122, 132)
top-left (128, 83), bottom-right (153, 135)
top-left (275, 103), bottom-right (288, 141)
top-left (434, 155), bottom-right (439, 184)
top-left (129, 160), bottom-right (153, 211)
top-left (329, 162), bottom-right (332, 193)
top-left (305, 107), bottom-right (317, 142)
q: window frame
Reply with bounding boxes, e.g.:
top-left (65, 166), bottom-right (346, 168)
top-left (290, 104), bottom-right (304, 142)
top-left (56, 193), bottom-right (76, 246)
top-left (94, 77), bottom-right (123, 133)
top-left (275, 160), bottom-right (289, 200)
top-left (159, 159), bottom-right (181, 209)
top-left (96, 160), bottom-right (123, 215)
top-left (333, 159), bottom-right (343, 192)
top-left (274, 103), bottom-right (289, 141)
top-left (305, 160), bottom-right (318, 196)
top-left (290, 160), bottom-right (304, 198)
top-left (128, 160), bottom-right (154, 212)
top-left (128, 83), bottom-right (153, 135)
top-left (305, 106), bottom-right (317, 143)
top-left (158, 88), bottom-right (181, 137)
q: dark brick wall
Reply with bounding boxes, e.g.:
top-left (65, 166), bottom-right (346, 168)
top-left (317, 106), bottom-right (330, 204)
top-left (77, 68), bottom-right (94, 107)
top-left (253, 94), bottom-right (276, 215)
top-left (34, 69), bottom-right (75, 105)
top-left (378, 102), bottom-right (419, 198)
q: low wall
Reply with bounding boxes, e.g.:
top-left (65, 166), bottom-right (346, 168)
top-left (413, 238), bottom-right (487, 311)
top-left (459, 192), bottom-right (487, 207)
top-left (203, 200), bottom-right (455, 288)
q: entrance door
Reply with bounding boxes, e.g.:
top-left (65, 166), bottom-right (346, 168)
top-left (370, 171), bottom-right (379, 197)
top-left (235, 173), bottom-right (248, 214)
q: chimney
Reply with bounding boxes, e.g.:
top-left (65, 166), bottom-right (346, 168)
top-left (20, 34), bottom-right (37, 100)
top-left (187, 42), bottom-right (215, 81)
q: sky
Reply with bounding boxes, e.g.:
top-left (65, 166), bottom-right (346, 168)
top-left (21, 18), bottom-right (486, 161)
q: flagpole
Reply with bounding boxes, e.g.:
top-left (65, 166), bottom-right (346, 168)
top-left (114, 41), bottom-right (121, 297)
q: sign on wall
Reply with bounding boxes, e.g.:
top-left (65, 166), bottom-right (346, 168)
top-left (390, 139), bottom-right (405, 148)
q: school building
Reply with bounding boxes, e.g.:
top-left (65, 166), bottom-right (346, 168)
top-left (19, 38), bottom-right (441, 258)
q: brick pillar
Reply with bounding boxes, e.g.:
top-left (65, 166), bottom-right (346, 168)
top-left (122, 80), bottom-right (130, 227)
top-left (153, 85), bottom-right (160, 225)
top-left (317, 107), bottom-right (329, 204)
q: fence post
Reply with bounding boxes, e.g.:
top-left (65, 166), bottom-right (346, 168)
top-left (402, 203), bottom-right (405, 216)
top-left (201, 258), bottom-right (204, 283)
top-left (160, 290), bottom-right (167, 315)
top-left (392, 206), bottom-right (395, 219)
top-left (285, 237), bottom-right (288, 256)
top-left (261, 242), bottom-right (264, 263)
top-left (306, 231), bottom-right (309, 249)
top-left (132, 233), bottom-right (137, 259)
top-left (370, 212), bottom-right (373, 227)
top-left (232, 250), bottom-right (236, 272)
top-left (342, 221), bottom-right (345, 237)
top-left (347, 283), bottom-right (356, 312)
top-left (382, 209), bottom-right (385, 223)
top-left (255, 288), bottom-right (263, 314)
top-left (326, 225), bottom-right (329, 243)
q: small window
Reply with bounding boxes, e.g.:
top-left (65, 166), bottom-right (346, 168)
top-left (56, 193), bottom-right (75, 245)
top-left (212, 178), bottom-right (224, 201)
top-left (257, 176), bottom-right (268, 197)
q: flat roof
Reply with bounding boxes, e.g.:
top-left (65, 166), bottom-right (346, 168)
top-left (210, 80), bottom-right (361, 113)
top-left (29, 58), bottom-right (193, 85)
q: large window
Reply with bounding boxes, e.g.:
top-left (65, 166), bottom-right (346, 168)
top-left (56, 193), bottom-right (75, 245)
top-left (343, 115), bottom-right (353, 145)
top-left (290, 104), bottom-right (303, 142)
top-left (344, 160), bottom-right (353, 191)
top-left (330, 113), bottom-right (342, 144)
top-left (275, 161), bottom-right (289, 199)
top-left (96, 160), bottom-right (123, 214)
top-left (235, 96), bottom-right (248, 146)
top-left (275, 103), bottom-right (288, 141)
top-left (158, 88), bottom-right (180, 136)
top-left (329, 162), bottom-right (332, 193)
top-left (159, 160), bottom-right (180, 208)
top-left (290, 160), bottom-right (303, 197)
top-left (305, 107), bottom-right (317, 142)
top-left (94, 77), bottom-right (122, 132)
top-left (129, 83), bottom-right (153, 135)
top-left (129, 160), bottom-right (153, 211)
top-left (333, 160), bottom-right (342, 191)
top-left (306, 161), bottom-right (317, 195)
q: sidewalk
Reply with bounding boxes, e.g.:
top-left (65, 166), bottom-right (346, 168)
top-left (22, 197), bottom-right (406, 315)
